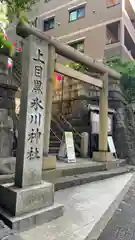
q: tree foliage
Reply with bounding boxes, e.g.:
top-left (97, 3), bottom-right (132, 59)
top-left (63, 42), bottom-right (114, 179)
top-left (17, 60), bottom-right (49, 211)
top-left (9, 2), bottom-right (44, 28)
top-left (106, 57), bottom-right (135, 103)
top-left (66, 62), bottom-right (88, 74)
top-left (0, 0), bottom-right (37, 22)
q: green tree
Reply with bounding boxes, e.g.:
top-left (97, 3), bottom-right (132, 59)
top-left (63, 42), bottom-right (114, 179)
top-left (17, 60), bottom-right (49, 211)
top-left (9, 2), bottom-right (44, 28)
top-left (106, 57), bottom-right (135, 103)
top-left (66, 62), bottom-right (88, 73)
top-left (1, 0), bottom-right (37, 23)
top-left (0, 0), bottom-right (38, 56)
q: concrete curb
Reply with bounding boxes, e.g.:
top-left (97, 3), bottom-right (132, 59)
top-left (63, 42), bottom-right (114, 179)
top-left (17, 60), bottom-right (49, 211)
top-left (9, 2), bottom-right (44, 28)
top-left (85, 173), bottom-right (135, 240)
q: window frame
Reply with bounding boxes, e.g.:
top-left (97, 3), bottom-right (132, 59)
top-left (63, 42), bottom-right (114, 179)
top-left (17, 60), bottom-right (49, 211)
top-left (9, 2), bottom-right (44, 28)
top-left (69, 40), bottom-right (85, 53)
top-left (106, 0), bottom-right (120, 8)
top-left (43, 17), bottom-right (55, 31)
top-left (69, 6), bottom-right (85, 22)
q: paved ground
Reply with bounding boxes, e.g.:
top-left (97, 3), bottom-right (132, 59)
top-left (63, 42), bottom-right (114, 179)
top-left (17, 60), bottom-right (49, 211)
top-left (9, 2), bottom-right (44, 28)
top-left (20, 173), bottom-right (133, 240)
top-left (0, 220), bottom-right (22, 240)
top-left (0, 173), bottom-right (134, 240)
top-left (98, 178), bottom-right (135, 240)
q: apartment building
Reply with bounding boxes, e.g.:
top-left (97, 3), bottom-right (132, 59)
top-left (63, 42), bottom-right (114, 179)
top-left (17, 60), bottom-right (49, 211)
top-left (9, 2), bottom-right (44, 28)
top-left (8, 0), bottom-right (135, 62)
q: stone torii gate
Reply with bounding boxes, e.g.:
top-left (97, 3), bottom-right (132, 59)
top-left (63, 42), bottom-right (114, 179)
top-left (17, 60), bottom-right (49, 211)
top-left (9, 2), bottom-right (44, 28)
top-left (15, 23), bottom-right (120, 163)
top-left (0, 22), bottom-right (120, 230)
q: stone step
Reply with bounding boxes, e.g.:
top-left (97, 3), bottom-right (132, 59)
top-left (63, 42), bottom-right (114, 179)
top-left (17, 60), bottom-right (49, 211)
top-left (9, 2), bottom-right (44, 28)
top-left (49, 147), bottom-right (59, 154)
top-left (51, 166), bottom-right (134, 191)
top-left (42, 162), bottom-right (106, 181)
top-left (0, 203), bottom-right (64, 231)
top-left (50, 133), bottom-right (62, 140)
top-left (49, 140), bottom-right (61, 148)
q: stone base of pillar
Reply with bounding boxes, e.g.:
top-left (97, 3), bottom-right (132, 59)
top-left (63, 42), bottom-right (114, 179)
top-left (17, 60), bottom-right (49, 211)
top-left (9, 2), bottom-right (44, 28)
top-left (0, 181), bottom-right (63, 231)
top-left (93, 151), bottom-right (114, 162)
top-left (42, 155), bottom-right (56, 170)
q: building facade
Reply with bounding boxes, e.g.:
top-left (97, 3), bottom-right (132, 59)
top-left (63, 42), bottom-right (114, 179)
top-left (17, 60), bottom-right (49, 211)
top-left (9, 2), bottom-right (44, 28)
top-left (8, 0), bottom-right (135, 61)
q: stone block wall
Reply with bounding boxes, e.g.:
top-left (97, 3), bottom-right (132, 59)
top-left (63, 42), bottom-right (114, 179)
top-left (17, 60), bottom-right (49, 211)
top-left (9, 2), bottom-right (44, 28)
top-left (107, 80), bottom-right (135, 165)
top-left (114, 106), bottom-right (135, 164)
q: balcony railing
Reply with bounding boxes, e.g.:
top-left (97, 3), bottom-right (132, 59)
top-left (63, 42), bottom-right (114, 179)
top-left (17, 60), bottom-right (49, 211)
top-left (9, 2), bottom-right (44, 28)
top-left (122, 9), bottom-right (135, 44)
top-left (104, 41), bottom-right (134, 60)
top-left (106, 39), bottom-right (120, 46)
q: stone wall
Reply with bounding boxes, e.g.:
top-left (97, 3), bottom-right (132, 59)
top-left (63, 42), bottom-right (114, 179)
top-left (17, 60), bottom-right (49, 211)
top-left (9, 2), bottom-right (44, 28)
top-left (107, 80), bottom-right (135, 165)
top-left (114, 106), bottom-right (135, 164)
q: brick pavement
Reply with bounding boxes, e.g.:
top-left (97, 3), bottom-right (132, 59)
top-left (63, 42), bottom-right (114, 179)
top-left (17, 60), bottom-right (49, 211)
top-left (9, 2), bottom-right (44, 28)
top-left (98, 182), bottom-right (135, 240)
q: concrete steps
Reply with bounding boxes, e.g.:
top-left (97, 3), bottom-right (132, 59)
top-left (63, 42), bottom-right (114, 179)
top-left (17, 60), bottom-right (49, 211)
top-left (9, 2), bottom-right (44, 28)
top-left (0, 158), bottom-right (133, 193)
top-left (42, 162), bottom-right (106, 181)
top-left (42, 159), bottom-right (134, 191)
top-left (52, 166), bottom-right (134, 191)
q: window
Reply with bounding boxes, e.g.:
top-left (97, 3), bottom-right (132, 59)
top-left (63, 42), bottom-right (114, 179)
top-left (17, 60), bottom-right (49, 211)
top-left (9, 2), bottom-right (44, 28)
top-left (43, 17), bottom-right (55, 31)
top-left (106, 0), bottom-right (120, 8)
top-left (69, 40), bottom-right (84, 52)
top-left (69, 6), bottom-right (85, 22)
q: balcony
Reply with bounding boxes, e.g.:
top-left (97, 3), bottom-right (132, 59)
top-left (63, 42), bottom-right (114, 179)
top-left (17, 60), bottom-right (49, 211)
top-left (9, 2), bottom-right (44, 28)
top-left (104, 42), bottom-right (134, 60)
top-left (104, 21), bottom-right (134, 60)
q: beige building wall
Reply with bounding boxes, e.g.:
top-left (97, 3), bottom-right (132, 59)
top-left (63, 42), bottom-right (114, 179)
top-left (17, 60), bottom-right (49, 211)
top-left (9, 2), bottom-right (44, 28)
top-left (8, 0), bottom-right (122, 61)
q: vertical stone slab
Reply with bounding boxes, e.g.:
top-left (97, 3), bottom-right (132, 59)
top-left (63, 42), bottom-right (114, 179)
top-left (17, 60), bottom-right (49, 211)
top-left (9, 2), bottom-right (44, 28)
top-left (15, 35), bottom-right (48, 188)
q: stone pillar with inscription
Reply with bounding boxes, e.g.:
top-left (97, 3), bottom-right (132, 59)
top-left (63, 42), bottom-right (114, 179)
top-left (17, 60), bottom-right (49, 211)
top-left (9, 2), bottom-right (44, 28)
top-left (0, 35), bottom-right (63, 230)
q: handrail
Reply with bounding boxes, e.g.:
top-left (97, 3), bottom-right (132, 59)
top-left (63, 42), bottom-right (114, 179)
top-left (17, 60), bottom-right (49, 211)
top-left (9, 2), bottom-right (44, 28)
top-left (52, 113), bottom-right (81, 154)
top-left (50, 128), bottom-right (62, 143)
top-left (57, 112), bottom-right (81, 138)
top-left (52, 116), bottom-right (64, 133)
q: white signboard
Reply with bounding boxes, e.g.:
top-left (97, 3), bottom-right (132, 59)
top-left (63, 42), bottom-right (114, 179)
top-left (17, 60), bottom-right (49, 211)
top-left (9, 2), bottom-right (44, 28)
top-left (58, 132), bottom-right (76, 163)
top-left (107, 136), bottom-right (116, 153)
top-left (91, 112), bottom-right (112, 134)
top-left (65, 132), bottom-right (76, 163)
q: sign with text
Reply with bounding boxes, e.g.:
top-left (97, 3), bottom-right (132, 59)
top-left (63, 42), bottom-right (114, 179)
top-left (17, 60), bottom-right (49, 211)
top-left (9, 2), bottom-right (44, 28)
top-left (107, 136), bottom-right (116, 153)
top-left (91, 112), bottom-right (112, 134)
top-left (58, 132), bottom-right (76, 163)
top-left (65, 132), bottom-right (76, 163)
